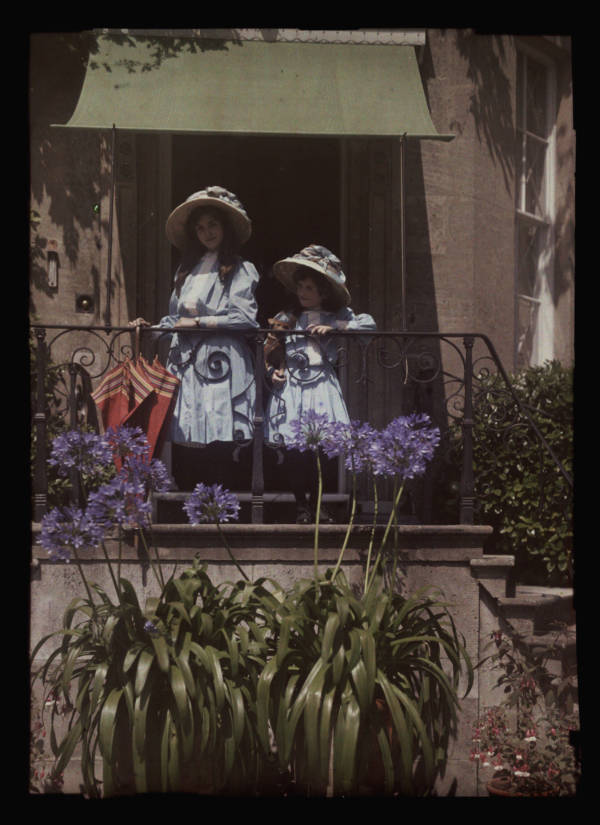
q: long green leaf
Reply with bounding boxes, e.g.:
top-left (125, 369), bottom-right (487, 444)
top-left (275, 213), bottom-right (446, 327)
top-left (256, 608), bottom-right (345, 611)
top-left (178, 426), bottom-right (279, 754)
top-left (321, 613), bottom-right (340, 664)
top-left (303, 667), bottom-right (326, 788)
top-left (151, 634), bottom-right (170, 674)
top-left (283, 659), bottom-right (326, 764)
top-left (205, 646), bottom-right (225, 711)
top-left (98, 686), bottom-right (124, 795)
top-left (176, 632), bottom-right (197, 699)
top-left (319, 683), bottom-right (336, 789)
top-left (169, 664), bottom-right (194, 762)
top-left (377, 671), bottom-right (414, 793)
top-left (135, 648), bottom-right (155, 696)
top-left (332, 697), bottom-right (361, 795)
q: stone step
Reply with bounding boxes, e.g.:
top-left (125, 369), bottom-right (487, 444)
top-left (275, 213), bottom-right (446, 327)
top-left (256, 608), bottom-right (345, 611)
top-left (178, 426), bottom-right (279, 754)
top-left (496, 585), bottom-right (577, 685)
top-left (151, 491), bottom-right (351, 524)
top-left (497, 586), bottom-right (575, 635)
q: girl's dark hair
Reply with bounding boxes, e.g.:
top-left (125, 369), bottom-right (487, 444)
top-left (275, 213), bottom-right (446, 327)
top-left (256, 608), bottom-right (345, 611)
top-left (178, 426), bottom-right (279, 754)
top-left (174, 206), bottom-right (241, 295)
top-left (292, 267), bottom-right (340, 311)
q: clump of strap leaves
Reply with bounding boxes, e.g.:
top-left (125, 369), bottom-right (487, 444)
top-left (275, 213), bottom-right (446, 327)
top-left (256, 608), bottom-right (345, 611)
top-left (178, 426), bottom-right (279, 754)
top-left (31, 420), bottom-right (472, 797)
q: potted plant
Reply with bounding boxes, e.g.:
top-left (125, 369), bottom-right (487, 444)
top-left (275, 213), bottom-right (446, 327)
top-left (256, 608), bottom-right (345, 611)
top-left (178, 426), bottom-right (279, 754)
top-left (471, 630), bottom-right (579, 797)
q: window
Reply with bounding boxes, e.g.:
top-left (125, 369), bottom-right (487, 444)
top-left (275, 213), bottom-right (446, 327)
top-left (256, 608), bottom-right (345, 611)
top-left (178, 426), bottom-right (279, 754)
top-left (515, 47), bottom-right (556, 369)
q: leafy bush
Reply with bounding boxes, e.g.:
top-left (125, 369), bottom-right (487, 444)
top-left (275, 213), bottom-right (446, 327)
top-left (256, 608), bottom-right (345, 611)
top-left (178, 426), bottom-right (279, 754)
top-left (443, 360), bottom-right (573, 586)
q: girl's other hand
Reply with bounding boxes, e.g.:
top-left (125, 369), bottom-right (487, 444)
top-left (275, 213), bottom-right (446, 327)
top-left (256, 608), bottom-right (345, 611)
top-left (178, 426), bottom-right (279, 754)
top-left (173, 317), bottom-right (199, 328)
top-left (271, 369), bottom-right (287, 386)
top-left (129, 317), bottom-right (151, 327)
top-left (307, 324), bottom-right (333, 336)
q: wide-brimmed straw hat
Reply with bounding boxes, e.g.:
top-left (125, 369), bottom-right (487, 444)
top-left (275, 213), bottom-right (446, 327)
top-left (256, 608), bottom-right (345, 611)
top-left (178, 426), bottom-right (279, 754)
top-left (273, 244), bottom-right (351, 308)
top-left (165, 186), bottom-right (252, 249)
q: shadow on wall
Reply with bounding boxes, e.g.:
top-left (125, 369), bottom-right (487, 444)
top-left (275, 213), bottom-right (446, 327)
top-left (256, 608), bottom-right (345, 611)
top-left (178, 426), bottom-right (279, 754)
top-left (28, 32), bottom-right (242, 312)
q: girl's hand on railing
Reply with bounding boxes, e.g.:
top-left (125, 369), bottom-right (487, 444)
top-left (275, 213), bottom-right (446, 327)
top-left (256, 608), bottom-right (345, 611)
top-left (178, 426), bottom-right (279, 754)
top-left (128, 318), bottom-right (152, 327)
top-left (271, 368), bottom-right (287, 387)
top-left (173, 317), bottom-right (200, 328)
top-left (306, 324), bottom-right (333, 336)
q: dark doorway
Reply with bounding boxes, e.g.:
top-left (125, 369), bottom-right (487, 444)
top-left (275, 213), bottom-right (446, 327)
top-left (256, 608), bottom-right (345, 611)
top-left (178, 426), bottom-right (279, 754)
top-left (171, 134), bottom-right (341, 324)
top-left (169, 135), bottom-right (342, 501)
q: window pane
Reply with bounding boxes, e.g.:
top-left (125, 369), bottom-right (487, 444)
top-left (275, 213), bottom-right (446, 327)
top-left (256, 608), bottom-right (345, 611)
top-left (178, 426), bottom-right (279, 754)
top-left (517, 220), bottom-right (542, 297)
top-left (516, 52), bottom-right (525, 130)
top-left (516, 294), bottom-right (539, 369)
top-left (526, 57), bottom-right (548, 138)
top-left (525, 135), bottom-right (546, 217)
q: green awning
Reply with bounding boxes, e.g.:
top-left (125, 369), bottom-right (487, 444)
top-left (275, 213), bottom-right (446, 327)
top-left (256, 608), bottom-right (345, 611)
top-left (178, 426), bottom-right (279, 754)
top-left (57, 33), bottom-right (453, 140)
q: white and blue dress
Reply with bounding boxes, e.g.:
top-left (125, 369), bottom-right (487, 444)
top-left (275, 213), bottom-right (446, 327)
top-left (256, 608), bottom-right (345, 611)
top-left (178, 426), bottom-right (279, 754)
top-left (265, 307), bottom-right (376, 446)
top-left (158, 251), bottom-right (259, 445)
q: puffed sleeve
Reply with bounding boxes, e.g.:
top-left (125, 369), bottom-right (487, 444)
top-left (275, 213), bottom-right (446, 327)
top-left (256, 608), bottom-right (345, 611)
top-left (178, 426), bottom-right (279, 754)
top-left (332, 306), bottom-right (377, 330)
top-left (194, 261), bottom-right (259, 329)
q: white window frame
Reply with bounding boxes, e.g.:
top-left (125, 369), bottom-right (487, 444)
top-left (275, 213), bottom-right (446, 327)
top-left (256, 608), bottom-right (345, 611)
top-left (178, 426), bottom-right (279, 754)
top-left (514, 42), bottom-right (557, 369)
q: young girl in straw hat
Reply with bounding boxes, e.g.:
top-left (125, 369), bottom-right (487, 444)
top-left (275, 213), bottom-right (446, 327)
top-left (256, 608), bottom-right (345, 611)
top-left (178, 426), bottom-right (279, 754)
top-left (130, 186), bottom-right (259, 488)
top-left (265, 244), bottom-right (376, 523)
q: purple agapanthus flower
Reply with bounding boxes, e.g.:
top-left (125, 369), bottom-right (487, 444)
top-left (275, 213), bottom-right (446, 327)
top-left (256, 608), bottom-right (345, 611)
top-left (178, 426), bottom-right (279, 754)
top-left (321, 419), bottom-right (380, 474)
top-left (371, 414), bottom-right (440, 480)
top-left (183, 483), bottom-right (240, 525)
top-left (48, 430), bottom-right (114, 478)
top-left (39, 506), bottom-right (106, 562)
top-left (144, 620), bottom-right (160, 636)
top-left (86, 476), bottom-right (153, 530)
top-left (121, 454), bottom-right (172, 493)
top-left (105, 425), bottom-right (151, 461)
top-left (285, 410), bottom-right (333, 453)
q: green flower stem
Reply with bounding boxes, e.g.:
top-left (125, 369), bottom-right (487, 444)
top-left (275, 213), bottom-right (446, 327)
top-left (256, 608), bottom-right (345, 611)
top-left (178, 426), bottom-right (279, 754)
top-left (313, 451), bottom-right (323, 585)
top-left (390, 478), bottom-right (400, 594)
top-left (366, 480), bottom-right (405, 595)
top-left (331, 471), bottom-right (357, 582)
top-left (363, 477), bottom-right (379, 595)
top-left (216, 522), bottom-right (250, 582)
top-left (70, 545), bottom-right (95, 606)
top-left (136, 527), bottom-right (166, 591)
top-left (101, 540), bottom-right (121, 600)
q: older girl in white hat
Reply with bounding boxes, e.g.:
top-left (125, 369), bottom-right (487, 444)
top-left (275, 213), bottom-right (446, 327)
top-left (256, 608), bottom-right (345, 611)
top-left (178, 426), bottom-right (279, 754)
top-left (265, 244), bottom-right (376, 523)
top-left (130, 186), bottom-right (259, 488)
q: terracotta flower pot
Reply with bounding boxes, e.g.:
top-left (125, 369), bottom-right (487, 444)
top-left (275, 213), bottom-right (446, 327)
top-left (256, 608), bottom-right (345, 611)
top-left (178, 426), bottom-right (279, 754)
top-left (487, 777), bottom-right (555, 798)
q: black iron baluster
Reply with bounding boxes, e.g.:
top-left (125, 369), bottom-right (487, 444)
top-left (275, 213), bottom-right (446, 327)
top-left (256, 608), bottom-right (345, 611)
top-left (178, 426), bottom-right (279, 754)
top-left (67, 363), bottom-right (81, 507)
top-left (33, 328), bottom-right (48, 522)
top-left (251, 332), bottom-right (266, 524)
top-left (460, 336), bottom-right (475, 524)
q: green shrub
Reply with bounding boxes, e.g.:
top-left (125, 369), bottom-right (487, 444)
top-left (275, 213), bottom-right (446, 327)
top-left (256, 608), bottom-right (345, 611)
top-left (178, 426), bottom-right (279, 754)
top-left (439, 361), bottom-right (573, 587)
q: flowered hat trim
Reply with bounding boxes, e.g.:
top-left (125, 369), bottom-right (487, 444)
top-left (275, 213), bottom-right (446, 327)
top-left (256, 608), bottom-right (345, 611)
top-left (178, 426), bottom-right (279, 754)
top-left (165, 185), bottom-right (252, 249)
top-left (273, 244), bottom-right (351, 307)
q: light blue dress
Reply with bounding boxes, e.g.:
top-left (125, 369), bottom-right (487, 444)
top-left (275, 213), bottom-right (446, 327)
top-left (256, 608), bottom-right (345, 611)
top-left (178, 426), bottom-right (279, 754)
top-left (158, 251), bottom-right (259, 445)
top-left (265, 307), bottom-right (376, 446)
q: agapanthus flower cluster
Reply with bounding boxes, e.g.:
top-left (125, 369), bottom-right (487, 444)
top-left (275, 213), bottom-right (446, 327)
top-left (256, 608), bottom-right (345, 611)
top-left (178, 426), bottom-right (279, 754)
top-left (286, 410), bottom-right (332, 453)
top-left (105, 425), bottom-right (152, 461)
top-left (370, 414), bottom-right (440, 480)
top-left (86, 475), bottom-right (153, 530)
top-left (40, 426), bottom-right (171, 562)
top-left (121, 453), bottom-right (172, 494)
top-left (286, 411), bottom-right (440, 483)
top-left (39, 505), bottom-right (106, 562)
top-left (183, 482), bottom-right (241, 525)
top-left (48, 430), bottom-right (114, 479)
top-left (321, 419), bottom-right (379, 474)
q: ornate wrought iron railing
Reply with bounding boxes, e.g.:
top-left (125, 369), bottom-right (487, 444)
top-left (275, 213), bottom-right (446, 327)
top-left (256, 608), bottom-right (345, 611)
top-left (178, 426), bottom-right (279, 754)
top-left (30, 325), bottom-right (572, 525)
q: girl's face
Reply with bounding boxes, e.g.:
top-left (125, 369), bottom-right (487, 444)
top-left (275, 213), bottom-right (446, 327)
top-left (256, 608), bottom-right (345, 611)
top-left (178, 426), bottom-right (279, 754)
top-left (194, 212), bottom-right (224, 251)
top-left (296, 275), bottom-right (323, 310)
